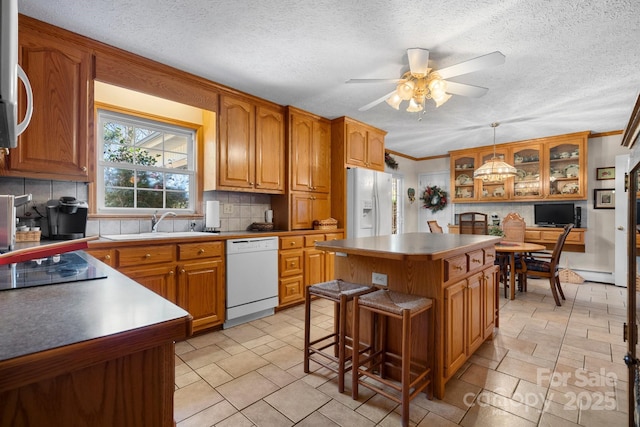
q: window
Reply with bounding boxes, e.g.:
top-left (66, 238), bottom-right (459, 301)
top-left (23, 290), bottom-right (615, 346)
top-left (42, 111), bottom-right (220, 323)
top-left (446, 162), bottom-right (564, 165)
top-left (97, 109), bottom-right (196, 213)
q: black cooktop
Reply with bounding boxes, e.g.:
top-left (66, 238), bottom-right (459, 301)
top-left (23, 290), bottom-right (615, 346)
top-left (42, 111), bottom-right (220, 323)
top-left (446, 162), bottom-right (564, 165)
top-left (0, 251), bottom-right (108, 291)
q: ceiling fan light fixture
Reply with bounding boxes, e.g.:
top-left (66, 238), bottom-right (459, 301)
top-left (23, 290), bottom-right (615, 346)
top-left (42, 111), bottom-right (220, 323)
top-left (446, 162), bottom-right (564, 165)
top-left (406, 98), bottom-right (423, 112)
top-left (397, 80), bottom-right (415, 100)
top-left (473, 122), bottom-right (517, 181)
top-left (428, 77), bottom-right (446, 96)
top-left (433, 93), bottom-right (452, 108)
top-left (386, 93), bottom-right (402, 110)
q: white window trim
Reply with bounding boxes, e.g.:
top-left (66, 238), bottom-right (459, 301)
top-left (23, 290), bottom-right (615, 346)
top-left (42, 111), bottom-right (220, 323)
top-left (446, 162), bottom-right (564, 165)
top-left (96, 109), bottom-right (197, 214)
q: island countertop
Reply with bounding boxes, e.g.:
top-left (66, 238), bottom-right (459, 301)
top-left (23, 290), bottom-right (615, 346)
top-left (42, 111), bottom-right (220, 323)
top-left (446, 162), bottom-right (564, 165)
top-left (315, 232), bottom-right (501, 260)
top-left (0, 251), bottom-right (190, 364)
top-left (0, 251), bottom-right (192, 425)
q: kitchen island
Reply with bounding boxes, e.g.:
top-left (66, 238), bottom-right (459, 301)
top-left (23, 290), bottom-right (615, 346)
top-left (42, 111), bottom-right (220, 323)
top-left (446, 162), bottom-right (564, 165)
top-left (0, 251), bottom-right (192, 426)
top-left (315, 232), bottom-right (500, 399)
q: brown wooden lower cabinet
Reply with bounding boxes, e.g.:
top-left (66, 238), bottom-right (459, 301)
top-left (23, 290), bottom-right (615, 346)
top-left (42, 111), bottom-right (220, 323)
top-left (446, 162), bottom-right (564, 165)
top-left (120, 264), bottom-right (178, 303)
top-left (277, 231), bottom-right (343, 309)
top-left (0, 342), bottom-right (177, 426)
top-left (88, 241), bottom-right (225, 333)
top-left (177, 259), bottom-right (225, 331)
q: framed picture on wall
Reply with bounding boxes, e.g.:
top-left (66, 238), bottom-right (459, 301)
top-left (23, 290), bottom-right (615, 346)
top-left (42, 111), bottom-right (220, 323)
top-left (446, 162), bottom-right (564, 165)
top-left (594, 188), bottom-right (615, 209)
top-left (596, 167), bottom-right (615, 180)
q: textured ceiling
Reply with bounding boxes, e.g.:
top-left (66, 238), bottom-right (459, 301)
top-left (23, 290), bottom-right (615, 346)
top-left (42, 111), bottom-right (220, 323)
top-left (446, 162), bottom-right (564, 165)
top-left (19, 0), bottom-right (640, 158)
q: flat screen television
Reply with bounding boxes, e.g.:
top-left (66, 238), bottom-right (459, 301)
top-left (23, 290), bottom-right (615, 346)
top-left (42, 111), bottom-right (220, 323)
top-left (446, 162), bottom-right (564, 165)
top-left (534, 203), bottom-right (575, 227)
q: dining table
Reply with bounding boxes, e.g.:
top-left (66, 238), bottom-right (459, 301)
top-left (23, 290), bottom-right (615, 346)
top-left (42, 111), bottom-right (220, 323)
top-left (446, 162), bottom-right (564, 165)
top-left (495, 241), bottom-right (547, 300)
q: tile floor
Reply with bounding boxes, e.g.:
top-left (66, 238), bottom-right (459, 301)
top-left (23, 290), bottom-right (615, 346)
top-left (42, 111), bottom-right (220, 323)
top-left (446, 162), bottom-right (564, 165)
top-left (174, 278), bottom-right (629, 426)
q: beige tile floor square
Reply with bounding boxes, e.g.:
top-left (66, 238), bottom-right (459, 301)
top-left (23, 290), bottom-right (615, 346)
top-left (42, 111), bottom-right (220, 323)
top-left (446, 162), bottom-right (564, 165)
top-left (175, 278), bottom-right (630, 426)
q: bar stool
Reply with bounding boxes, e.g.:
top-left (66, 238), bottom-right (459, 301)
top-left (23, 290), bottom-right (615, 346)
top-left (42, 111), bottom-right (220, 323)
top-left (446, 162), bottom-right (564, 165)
top-left (304, 279), bottom-right (374, 393)
top-left (352, 289), bottom-right (433, 427)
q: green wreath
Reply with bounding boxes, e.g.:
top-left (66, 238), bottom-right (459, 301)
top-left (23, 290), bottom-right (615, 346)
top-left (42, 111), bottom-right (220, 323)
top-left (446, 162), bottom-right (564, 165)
top-left (421, 185), bottom-right (448, 213)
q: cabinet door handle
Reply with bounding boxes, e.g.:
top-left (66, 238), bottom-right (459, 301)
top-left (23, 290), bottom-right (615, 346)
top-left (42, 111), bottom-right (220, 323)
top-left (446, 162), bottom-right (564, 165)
top-left (180, 269), bottom-right (186, 274)
top-left (454, 265), bottom-right (463, 271)
top-left (104, 254), bottom-right (111, 260)
top-left (145, 253), bottom-right (151, 258)
top-left (169, 270), bottom-right (174, 275)
top-left (472, 258), bottom-right (481, 264)
top-left (198, 248), bottom-right (205, 254)
top-left (290, 241), bottom-right (295, 246)
top-left (81, 166), bottom-right (87, 172)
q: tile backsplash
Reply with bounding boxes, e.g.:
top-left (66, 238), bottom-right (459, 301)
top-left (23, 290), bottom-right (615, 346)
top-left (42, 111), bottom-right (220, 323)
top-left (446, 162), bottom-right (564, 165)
top-left (0, 177), bottom-right (272, 236)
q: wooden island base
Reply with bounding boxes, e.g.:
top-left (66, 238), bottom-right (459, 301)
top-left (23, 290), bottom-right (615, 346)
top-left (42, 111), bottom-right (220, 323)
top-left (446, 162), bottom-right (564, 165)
top-left (316, 233), bottom-right (500, 399)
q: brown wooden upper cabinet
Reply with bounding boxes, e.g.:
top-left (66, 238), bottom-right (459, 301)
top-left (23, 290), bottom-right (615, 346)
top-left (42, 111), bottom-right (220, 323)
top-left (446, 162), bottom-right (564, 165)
top-left (332, 117), bottom-right (386, 171)
top-left (450, 131), bottom-right (589, 203)
top-left (289, 107), bottom-right (331, 193)
top-left (218, 94), bottom-right (285, 193)
top-left (6, 18), bottom-right (93, 181)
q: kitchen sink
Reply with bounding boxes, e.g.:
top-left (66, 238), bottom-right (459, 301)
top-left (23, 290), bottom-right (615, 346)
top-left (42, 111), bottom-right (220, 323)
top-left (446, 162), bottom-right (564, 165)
top-left (102, 231), bottom-right (215, 241)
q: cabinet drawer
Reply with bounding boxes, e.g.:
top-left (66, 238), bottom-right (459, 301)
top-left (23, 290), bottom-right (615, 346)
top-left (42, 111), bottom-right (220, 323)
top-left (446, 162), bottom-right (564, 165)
top-left (483, 247), bottom-right (496, 266)
top-left (525, 230), bottom-right (541, 241)
top-left (178, 241), bottom-right (224, 260)
top-left (305, 234), bottom-right (326, 247)
top-left (566, 231), bottom-right (583, 243)
top-left (280, 236), bottom-right (304, 249)
top-left (324, 232), bottom-right (343, 241)
top-left (444, 254), bottom-right (467, 282)
top-left (541, 230), bottom-right (560, 242)
top-left (279, 276), bottom-right (304, 305)
top-left (279, 249), bottom-right (303, 276)
top-left (467, 250), bottom-right (484, 271)
top-left (116, 245), bottom-right (175, 268)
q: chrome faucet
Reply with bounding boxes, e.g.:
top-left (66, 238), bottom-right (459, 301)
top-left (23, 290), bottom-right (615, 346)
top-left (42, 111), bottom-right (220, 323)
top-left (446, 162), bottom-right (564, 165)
top-left (151, 211), bottom-right (177, 232)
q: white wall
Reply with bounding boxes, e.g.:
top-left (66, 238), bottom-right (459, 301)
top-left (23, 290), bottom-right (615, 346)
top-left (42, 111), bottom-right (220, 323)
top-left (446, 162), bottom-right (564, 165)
top-left (568, 134), bottom-right (628, 281)
top-left (405, 134), bottom-right (630, 283)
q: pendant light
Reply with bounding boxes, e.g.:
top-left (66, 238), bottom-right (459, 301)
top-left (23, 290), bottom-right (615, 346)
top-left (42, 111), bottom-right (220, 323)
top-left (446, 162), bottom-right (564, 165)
top-left (473, 122), bottom-right (517, 181)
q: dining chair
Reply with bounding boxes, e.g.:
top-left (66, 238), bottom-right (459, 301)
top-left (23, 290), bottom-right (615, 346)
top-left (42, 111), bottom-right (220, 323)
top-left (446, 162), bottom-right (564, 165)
top-left (459, 212), bottom-right (488, 235)
top-left (427, 220), bottom-right (443, 233)
top-left (517, 223), bottom-right (574, 306)
top-left (499, 212), bottom-right (527, 297)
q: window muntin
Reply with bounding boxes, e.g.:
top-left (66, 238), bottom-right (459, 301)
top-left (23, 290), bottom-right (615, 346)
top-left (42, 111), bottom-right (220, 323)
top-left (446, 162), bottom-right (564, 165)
top-left (97, 109), bottom-right (196, 213)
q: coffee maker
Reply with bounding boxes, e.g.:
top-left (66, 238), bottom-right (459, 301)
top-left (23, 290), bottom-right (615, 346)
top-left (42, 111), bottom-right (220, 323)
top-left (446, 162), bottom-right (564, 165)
top-left (46, 197), bottom-right (88, 240)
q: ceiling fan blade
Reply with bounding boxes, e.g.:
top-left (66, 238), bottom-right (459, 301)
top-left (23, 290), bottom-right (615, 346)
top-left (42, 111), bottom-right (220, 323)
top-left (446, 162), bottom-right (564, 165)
top-left (346, 78), bottom-right (401, 84)
top-left (437, 51), bottom-right (505, 80)
top-left (358, 90), bottom-right (397, 111)
top-left (407, 48), bottom-right (430, 76)
top-left (445, 81), bottom-right (489, 98)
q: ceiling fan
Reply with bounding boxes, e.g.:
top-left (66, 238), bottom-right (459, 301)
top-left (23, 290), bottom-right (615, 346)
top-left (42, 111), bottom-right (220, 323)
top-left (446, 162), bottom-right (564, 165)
top-left (347, 48), bottom-right (505, 114)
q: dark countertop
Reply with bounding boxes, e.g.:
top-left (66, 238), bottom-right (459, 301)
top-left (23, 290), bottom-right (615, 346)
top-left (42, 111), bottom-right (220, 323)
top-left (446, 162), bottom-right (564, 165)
top-left (315, 232), bottom-right (501, 261)
top-left (0, 250), bottom-right (190, 362)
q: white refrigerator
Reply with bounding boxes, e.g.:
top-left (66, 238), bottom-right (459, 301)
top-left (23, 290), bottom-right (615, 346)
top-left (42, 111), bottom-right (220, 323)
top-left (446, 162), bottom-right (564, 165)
top-left (347, 167), bottom-right (393, 238)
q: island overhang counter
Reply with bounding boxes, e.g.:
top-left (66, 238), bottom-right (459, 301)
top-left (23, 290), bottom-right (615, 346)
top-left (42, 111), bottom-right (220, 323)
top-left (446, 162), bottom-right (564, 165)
top-left (315, 232), bottom-right (501, 399)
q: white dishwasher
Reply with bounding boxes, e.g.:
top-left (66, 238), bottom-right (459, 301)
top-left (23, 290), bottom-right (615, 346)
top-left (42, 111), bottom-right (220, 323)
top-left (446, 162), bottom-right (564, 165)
top-left (224, 236), bottom-right (279, 328)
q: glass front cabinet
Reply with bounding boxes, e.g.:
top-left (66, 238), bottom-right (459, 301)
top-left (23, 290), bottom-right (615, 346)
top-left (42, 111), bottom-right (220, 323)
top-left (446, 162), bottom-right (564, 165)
top-left (511, 143), bottom-right (542, 200)
top-left (449, 131), bottom-right (589, 203)
top-left (451, 155), bottom-right (476, 201)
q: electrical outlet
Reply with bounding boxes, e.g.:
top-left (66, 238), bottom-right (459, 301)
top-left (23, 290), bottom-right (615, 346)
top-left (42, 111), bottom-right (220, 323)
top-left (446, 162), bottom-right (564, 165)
top-left (223, 204), bottom-right (234, 214)
top-left (372, 272), bottom-right (387, 287)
